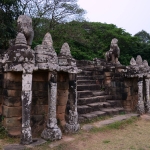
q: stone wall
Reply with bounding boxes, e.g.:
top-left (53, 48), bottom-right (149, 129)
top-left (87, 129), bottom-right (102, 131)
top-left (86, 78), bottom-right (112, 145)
top-left (31, 71), bottom-right (48, 137)
top-left (3, 72), bottom-right (22, 136)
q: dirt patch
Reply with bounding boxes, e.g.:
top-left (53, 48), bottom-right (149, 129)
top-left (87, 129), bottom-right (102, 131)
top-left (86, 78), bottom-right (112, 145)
top-left (1, 117), bottom-right (150, 150)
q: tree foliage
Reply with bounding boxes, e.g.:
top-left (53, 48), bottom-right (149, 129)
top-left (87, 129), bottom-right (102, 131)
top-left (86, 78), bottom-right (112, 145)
top-left (20, 0), bottom-right (86, 30)
top-left (0, 0), bottom-right (21, 50)
top-left (35, 21), bottom-right (140, 65)
top-left (134, 30), bottom-right (150, 44)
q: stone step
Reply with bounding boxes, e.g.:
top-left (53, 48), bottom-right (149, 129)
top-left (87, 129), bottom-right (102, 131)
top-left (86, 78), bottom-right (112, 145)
top-left (107, 100), bottom-right (123, 107)
top-left (105, 95), bottom-right (113, 100)
top-left (77, 84), bottom-right (101, 91)
top-left (78, 96), bottom-right (106, 105)
top-left (78, 71), bottom-right (93, 76)
top-left (77, 105), bottom-right (92, 114)
top-left (87, 102), bottom-right (111, 111)
top-left (92, 91), bottom-right (105, 96)
top-left (101, 107), bottom-right (125, 116)
top-left (77, 80), bottom-right (96, 85)
top-left (77, 76), bottom-right (93, 80)
top-left (80, 111), bottom-right (107, 121)
top-left (77, 90), bottom-right (93, 98)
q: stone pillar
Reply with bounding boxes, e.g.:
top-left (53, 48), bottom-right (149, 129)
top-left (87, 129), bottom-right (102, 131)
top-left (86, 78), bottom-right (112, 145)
top-left (65, 73), bottom-right (80, 133)
top-left (137, 78), bottom-right (145, 114)
top-left (21, 73), bottom-right (33, 145)
top-left (145, 77), bottom-right (150, 113)
top-left (41, 72), bottom-right (62, 141)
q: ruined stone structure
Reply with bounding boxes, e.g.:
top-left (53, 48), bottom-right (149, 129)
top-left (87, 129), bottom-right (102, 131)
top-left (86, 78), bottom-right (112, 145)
top-left (105, 38), bottom-right (120, 64)
top-left (0, 15), bottom-right (150, 146)
top-left (0, 15), bottom-right (80, 145)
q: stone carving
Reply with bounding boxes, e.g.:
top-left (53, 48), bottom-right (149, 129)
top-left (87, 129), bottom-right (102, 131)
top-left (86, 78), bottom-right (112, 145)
top-left (145, 78), bottom-right (150, 113)
top-left (65, 110), bottom-right (80, 133)
top-left (41, 73), bottom-right (62, 141)
top-left (1, 16), bottom-right (81, 144)
top-left (17, 15), bottom-right (34, 47)
top-left (105, 38), bottom-right (120, 64)
top-left (130, 57), bottom-right (136, 66)
top-left (34, 32), bottom-right (59, 71)
top-left (125, 55), bottom-right (150, 115)
top-left (58, 43), bottom-right (81, 73)
top-left (59, 43), bottom-right (72, 57)
top-left (137, 79), bottom-right (145, 114)
top-left (21, 88), bottom-right (33, 144)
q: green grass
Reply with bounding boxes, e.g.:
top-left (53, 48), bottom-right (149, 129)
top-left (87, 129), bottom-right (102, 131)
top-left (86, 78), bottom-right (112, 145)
top-left (103, 140), bottom-right (110, 144)
top-left (0, 123), bottom-right (8, 139)
top-left (90, 116), bottom-right (138, 133)
top-left (80, 115), bottom-right (113, 125)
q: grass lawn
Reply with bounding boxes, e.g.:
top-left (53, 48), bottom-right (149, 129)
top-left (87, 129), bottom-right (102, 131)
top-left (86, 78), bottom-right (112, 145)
top-left (1, 116), bottom-right (150, 150)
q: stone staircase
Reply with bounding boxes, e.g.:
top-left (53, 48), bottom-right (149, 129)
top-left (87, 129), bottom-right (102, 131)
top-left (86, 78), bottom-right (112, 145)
top-left (77, 66), bottom-right (125, 123)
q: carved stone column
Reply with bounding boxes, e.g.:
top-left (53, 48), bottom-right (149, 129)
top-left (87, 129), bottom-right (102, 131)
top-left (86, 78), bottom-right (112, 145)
top-left (65, 73), bottom-right (80, 133)
top-left (41, 72), bottom-right (62, 141)
top-left (145, 77), bottom-right (150, 113)
top-left (21, 73), bottom-right (33, 145)
top-left (137, 78), bottom-right (145, 114)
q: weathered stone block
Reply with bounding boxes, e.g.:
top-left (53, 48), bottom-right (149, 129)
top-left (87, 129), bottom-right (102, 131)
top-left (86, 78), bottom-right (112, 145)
top-left (3, 80), bottom-right (22, 90)
top-left (3, 105), bottom-right (22, 117)
top-left (32, 97), bottom-right (48, 105)
top-left (36, 54), bottom-right (49, 63)
top-left (22, 74), bottom-right (32, 91)
top-left (57, 89), bottom-right (69, 97)
top-left (32, 91), bottom-right (48, 97)
top-left (32, 82), bottom-right (48, 91)
top-left (3, 96), bottom-right (21, 106)
top-left (0, 104), bottom-right (2, 114)
top-left (33, 72), bottom-right (48, 81)
top-left (0, 95), bottom-right (3, 103)
top-left (31, 105), bottom-right (48, 115)
top-left (57, 113), bottom-right (65, 121)
top-left (56, 105), bottom-right (66, 114)
top-left (4, 72), bottom-right (22, 81)
top-left (57, 82), bottom-right (69, 90)
top-left (3, 117), bottom-right (21, 127)
top-left (57, 72), bottom-right (69, 82)
top-left (3, 89), bottom-right (21, 97)
top-left (57, 95), bottom-right (68, 105)
top-left (104, 72), bottom-right (113, 77)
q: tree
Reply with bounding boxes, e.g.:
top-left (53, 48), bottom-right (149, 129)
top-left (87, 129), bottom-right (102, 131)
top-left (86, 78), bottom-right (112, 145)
top-left (134, 30), bottom-right (150, 44)
top-left (20, 0), bottom-right (86, 30)
top-left (0, 0), bottom-right (22, 50)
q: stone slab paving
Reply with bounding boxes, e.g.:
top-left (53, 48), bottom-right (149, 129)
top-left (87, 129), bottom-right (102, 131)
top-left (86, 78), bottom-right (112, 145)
top-left (82, 113), bottom-right (139, 131)
top-left (3, 138), bottom-right (46, 150)
top-left (49, 136), bottom-right (75, 148)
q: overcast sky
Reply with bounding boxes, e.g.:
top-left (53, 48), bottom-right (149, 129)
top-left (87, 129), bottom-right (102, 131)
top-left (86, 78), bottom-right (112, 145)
top-left (77, 0), bottom-right (150, 35)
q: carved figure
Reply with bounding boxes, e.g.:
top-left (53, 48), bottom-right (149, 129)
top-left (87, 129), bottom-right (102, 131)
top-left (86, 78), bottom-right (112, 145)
top-left (105, 38), bottom-right (120, 64)
top-left (17, 15), bottom-right (34, 47)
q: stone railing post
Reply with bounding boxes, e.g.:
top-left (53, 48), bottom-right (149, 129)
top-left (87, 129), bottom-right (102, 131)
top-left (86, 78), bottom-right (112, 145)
top-left (41, 72), bottom-right (62, 141)
top-left (21, 73), bottom-right (33, 145)
top-left (65, 73), bottom-right (80, 133)
top-left (137, 78), bottom-right (145, 114)
top-left (145, 77), bottom-right (150, 113)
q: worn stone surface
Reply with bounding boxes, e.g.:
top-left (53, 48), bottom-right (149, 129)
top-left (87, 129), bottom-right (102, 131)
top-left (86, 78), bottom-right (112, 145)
top-left (105, 38), bottom-right (120, 64)
top-left (3, 144), bottom-right (25, 150)
top-left (41, 72), bottom-right (62, 141)
top-left (21, 73), bottom-right (33, 145)
top-left (81, 114), bottom-right (139, 131)
top-left (137, 79), bottom-right (145, 114)
top-left (17, 15), bottom-right (34, 46)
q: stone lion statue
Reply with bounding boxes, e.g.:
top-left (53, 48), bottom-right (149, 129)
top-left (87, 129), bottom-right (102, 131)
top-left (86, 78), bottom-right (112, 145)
top-left (105, 38), bottom-right (120, 64)
top-left (17, 15), bottom-right (34, 47)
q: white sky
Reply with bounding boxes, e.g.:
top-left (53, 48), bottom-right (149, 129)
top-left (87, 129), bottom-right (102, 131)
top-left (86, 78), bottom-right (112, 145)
top-left (77, 0), bottom-right (150, 35)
